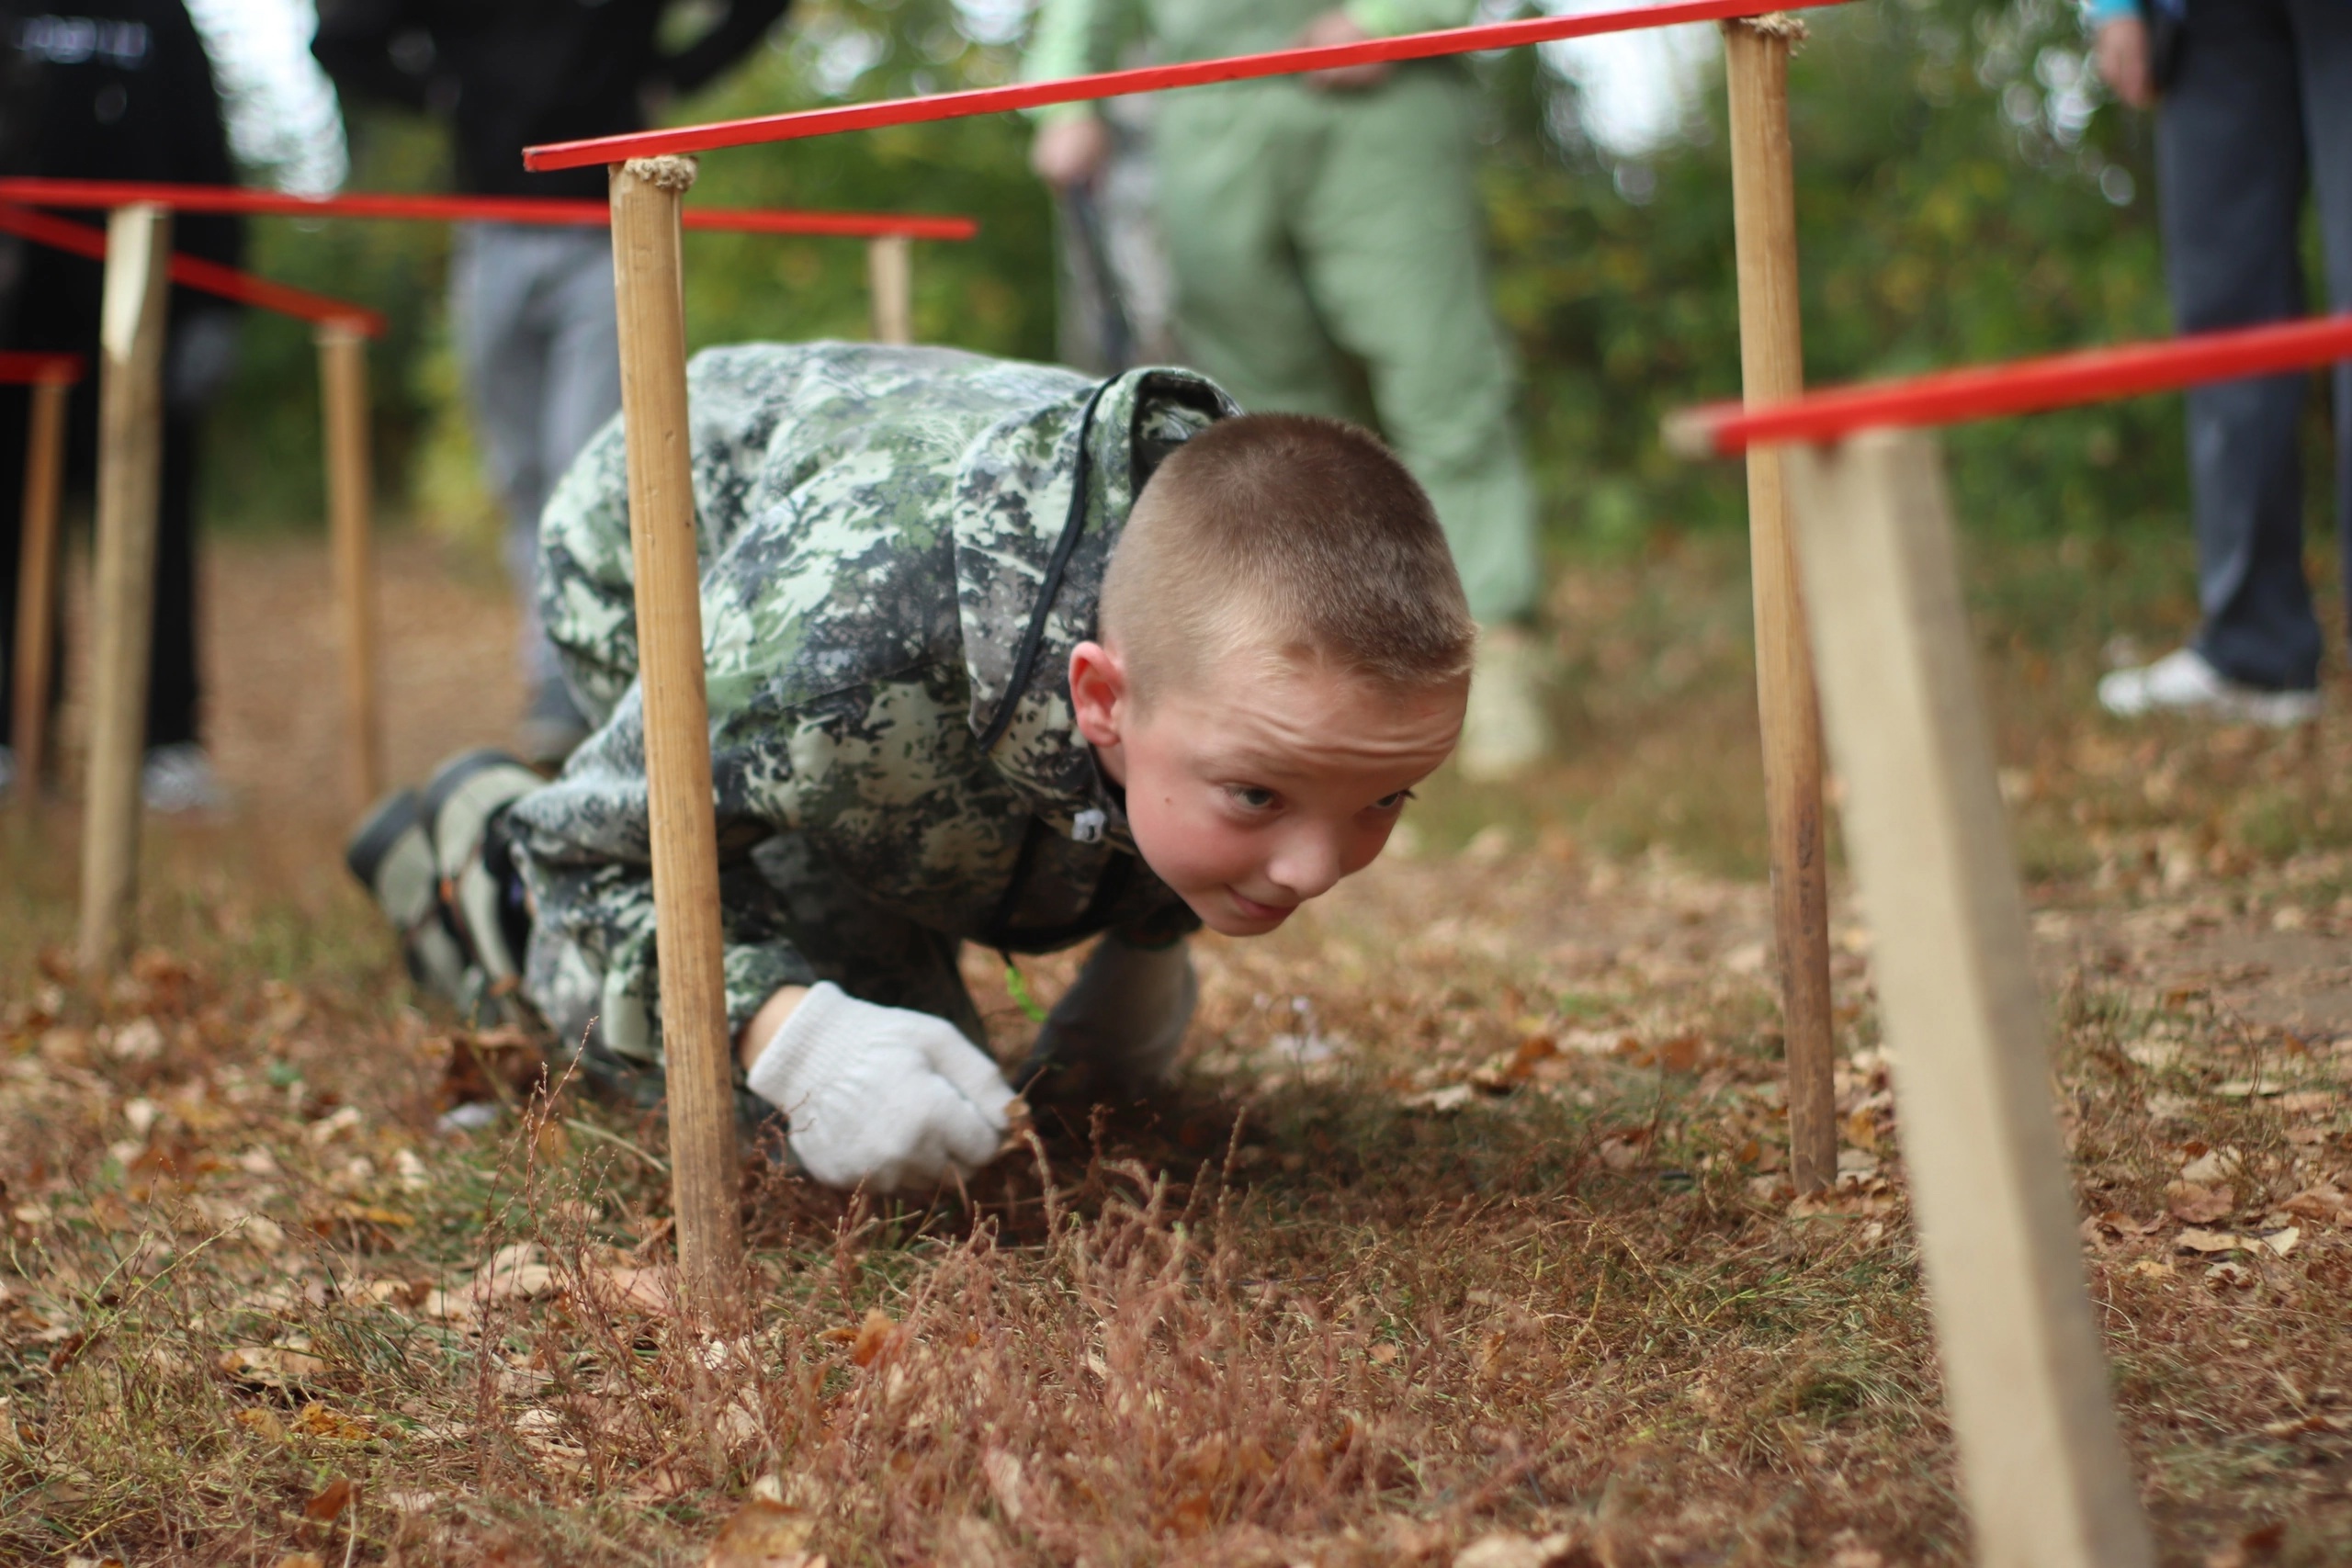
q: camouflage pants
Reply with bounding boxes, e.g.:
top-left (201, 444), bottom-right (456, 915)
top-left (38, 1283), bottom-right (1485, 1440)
top-left (526, 830), bottom-right (988, 1103)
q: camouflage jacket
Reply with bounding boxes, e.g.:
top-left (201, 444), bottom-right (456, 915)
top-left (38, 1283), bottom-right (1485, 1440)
top-left (506, 342), bottom-right (1237, 1067)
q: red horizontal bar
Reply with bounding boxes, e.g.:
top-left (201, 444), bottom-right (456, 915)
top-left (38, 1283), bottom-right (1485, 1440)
top-left (0, 177), bottom-right (978, 240)
top-left (525, 0), bottom-right (1858, 169)
top-left (0, 201), bottom-right (385, 334)
top-left (0, 351), bottom-right (82, 386)
top-left (1667, 313), bottom-right (2352, 456)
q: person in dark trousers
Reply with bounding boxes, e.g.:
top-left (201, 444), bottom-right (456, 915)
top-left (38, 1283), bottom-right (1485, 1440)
top-left (2092, 0), bottom-right (2352, 727)
top-left (0, 0), bottom-right (246, 810)
top-left (311, 0), bottom-right (791, 765)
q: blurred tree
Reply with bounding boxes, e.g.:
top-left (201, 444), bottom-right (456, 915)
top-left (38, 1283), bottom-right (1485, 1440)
top-left (1486, 0), bottom-right (2172, 555)
top-left (202, 0), bottom-right (2210, 562)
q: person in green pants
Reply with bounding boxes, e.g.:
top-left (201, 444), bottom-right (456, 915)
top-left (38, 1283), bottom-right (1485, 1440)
top-left (1026, 0), bottom-right (1550, 779)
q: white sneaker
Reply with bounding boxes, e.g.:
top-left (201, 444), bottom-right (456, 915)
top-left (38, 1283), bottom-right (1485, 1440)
top-left (141, 743), bottom-right (228, 813)
top-left (2098, 648), bottom-right (2318, 728)
top-left (1459, 625), bottom-right (1553, 782)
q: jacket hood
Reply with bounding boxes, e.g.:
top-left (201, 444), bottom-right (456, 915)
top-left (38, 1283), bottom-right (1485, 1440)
top-left (947, 364), bottom-right (1237, 836)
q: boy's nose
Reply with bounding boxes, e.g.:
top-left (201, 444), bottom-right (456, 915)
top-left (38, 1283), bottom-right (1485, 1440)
top-left (1266, 830), bottom-right (1346, 903)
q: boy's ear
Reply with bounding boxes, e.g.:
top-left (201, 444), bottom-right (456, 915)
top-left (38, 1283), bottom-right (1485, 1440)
top-left (1068, 640), bottom-right (1128, 748)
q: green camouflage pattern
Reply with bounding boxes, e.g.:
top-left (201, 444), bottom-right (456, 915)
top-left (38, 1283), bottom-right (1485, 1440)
top-left (506, 342), bottom-right (1236, 1079)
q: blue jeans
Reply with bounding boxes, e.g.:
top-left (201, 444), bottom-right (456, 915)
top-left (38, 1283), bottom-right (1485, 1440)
top-left (449, 223), bottom-right (623, 698)
top-left (2157, 0), bottom-right (2352, 691)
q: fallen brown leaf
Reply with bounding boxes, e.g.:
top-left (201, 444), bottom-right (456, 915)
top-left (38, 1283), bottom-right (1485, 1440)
top-left (849, 1307), bottom-right (899, 1369)
top-left (2284, 1186), bottom-right (2346, 1223)
top-left (291, 1403), bottom-right (373, 1441)
top-left (2177, 1228), bottom-right (2244, 1254)
top-left (2168, 1182), bottom-right (2234, 1224)
top-left (217, 1342), bottom-right (328, 1390)
top-left (423, 1242), bottom-right (558, 1323)
top-left (233, 1406), bottom-right (288, 1441)
top-left (303, 1475), bottom-right (352, 1523)
top-left (1454, 1531), bottom-right (1586, 1568)
top-left (579, 1261), bottom-right (676, 1318)
top-left (701, 1497), bottom-right (819, 1568)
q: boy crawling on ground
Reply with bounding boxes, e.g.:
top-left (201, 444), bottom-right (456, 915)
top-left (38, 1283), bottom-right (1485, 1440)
top-left (350, 343), bottom-right (1472, 1193)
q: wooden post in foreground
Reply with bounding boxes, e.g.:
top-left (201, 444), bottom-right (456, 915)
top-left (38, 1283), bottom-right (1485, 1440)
top-left (78, 204), bottom-right (172, 972)
top-left (868, 235), bottom-right (913, 345)
top-left (1723, 14), bottom-right (1836, 1193)
top-left (10, 373), bottom-right (72, 803)
top-left (609, 155), bottom-right (744, 1321)
top-left (1784, 428), bottom-right (2152, 1568)
top-left (316, 321), bottom-right (384, 808)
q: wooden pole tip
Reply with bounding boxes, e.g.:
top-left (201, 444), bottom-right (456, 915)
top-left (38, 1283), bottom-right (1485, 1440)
top-left (622, 155), bottom-right (700, 194)
top-left (1661, 408), bottom-right (1726, 460)
top-left (1723, 11), bottom-right (1808, 41)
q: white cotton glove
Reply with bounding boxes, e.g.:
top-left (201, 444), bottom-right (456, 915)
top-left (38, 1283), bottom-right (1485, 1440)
top-left (1029, 934), bottom-right (1197, 1091)
top-left (745, 983), bottom-right (1017, 1192)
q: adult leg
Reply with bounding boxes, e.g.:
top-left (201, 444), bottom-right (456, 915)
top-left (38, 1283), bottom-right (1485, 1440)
top-left (1153, 85), bottom-right (1355, 421)
top-left (2293, 0), bottom-right (2352, 635)
top-left (522, 231), bottom-right (622, 752)
top-left (449, 225), bottom-right (562, 731)
top-left (536, 231), bottom-right (622, 491)
top-left (142, 409), bottom-right (199, 749)
top-left (0, 381), bottom-right (24, 758)
top-left (2159, 0), bottom-right (2318, 692)
top-left (1289, 69), bottom-right (1540, 628)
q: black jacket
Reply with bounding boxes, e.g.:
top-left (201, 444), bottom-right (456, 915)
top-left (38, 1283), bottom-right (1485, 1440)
top-left (311, 0), bottom-right (792, 201)
top-left (0, 0), bottom-right (243, 353)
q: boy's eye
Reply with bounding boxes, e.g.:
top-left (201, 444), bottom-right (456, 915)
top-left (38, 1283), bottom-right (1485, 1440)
top-left (1227, 784), bottom-right (1279, 811)
top-left (1370, 789), bottom-right (1415, 812)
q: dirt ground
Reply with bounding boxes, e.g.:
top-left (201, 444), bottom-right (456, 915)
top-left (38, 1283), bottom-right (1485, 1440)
top-left (5, 527), bottom-right (2352, 1566)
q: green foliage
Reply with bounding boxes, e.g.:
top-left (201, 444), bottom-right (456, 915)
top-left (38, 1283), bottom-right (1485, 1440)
top-left (202, 0), bottom-right (2196, 552)
top-left (1484, 0), bottom-right (2172, 550)
top-left (675, 0), bottom-right (1057, 362)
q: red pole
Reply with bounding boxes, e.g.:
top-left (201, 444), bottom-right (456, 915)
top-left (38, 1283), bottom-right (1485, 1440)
top-left (0, 178), bottom-right (977, 240)
top-left (1669, 311), bottom-right (2352, 455)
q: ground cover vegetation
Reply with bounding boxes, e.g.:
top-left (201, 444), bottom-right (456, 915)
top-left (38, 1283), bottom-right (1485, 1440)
top-left (7, 527), bottom-right (2352, 1565)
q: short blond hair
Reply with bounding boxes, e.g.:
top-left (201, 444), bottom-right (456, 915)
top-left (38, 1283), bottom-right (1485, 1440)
top-left (1099, 414), bottom-right (1475, 700)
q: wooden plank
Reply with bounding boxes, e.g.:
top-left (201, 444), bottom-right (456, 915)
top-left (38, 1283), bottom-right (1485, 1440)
top-left (868, 235), bottom-right (913, 345)
top-left (1723, 15), bottom-right (1836, 1191)
top-left (316, 323), bottom-right (384, 807)
top-left (1783, 428), bottom-right (2153, 1568)
top-left (609, 155), bottom-right (744, 1323)
top-left (10, 378), bottom-right (70, 803)
top-left (77, 204), bottom-right (172, 972)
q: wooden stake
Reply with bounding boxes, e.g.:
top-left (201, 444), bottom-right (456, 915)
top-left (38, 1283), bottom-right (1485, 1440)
top-left (1784, 428), bottom-right (2153, 1568)
top-left (609, 155), bottom-right (744, 1321)
top-left (78, 204), bottom-right (172, 972)
top-left (1723, 16), bottom-right (1836, 1193)
top-left (10, 376), bottom-right (70, 803)
top-left (867, 235), bottom-right (913, 345)
top-left (316, 321), bottom-right (383, 807)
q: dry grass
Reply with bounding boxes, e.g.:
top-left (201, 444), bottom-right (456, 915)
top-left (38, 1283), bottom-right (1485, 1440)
top-left (4, 528), bottom-right (2352, 1565)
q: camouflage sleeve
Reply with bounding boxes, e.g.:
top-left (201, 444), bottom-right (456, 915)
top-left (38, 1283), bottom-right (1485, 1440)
top-left (508, 691), bottom-right (821, 1074)
top-left (536, 417), bottom-right (639, 728)
top-left (513, 660), bottom-right (989, 1069)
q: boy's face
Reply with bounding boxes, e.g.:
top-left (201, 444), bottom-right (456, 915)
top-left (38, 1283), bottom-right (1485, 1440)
top-left (1069, 638), bottom-right (1466, 936)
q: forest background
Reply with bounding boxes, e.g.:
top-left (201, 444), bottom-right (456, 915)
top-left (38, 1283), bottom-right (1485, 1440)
top-left (201, 0), bottom-right (2226, 562)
